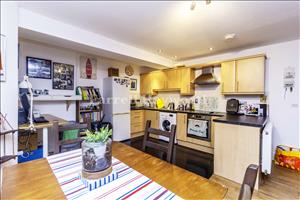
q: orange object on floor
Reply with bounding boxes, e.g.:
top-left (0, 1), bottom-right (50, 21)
top-left (275, 145), bottom-right (300, 171)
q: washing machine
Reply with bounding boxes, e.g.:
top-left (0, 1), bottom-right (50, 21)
top-left (159, 112), bottom-right (177, 142)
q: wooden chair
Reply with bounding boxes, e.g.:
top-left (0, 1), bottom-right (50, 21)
top-left (238, 164), bottom-right (259, 200)
top-left (52, 121), bottom-right (88, 154)
top-left (142, 120), bottom-right (176, 163)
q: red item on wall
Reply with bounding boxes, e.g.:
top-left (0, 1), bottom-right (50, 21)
top-left (86, 58), bottom-right (92, 79)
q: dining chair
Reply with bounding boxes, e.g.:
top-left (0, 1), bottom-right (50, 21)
top-left (52, 121), bottom-right (88, 153)
top-left (238, 164), bottom-right (259, 200)
top-left (142, 120), bottom-right (176, 163)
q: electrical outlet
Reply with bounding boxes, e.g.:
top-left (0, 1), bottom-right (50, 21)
top-left (260, 95), bottom-right (267, 103)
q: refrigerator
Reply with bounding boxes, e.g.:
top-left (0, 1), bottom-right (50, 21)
top-left (103, 77), bottom-right (131, 141)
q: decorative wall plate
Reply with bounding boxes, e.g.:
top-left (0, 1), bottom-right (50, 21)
top-left (125, 65), bottom-right (134, 76)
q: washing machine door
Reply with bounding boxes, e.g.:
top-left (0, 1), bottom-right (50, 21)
top-left (162, 120), bottom-right (171, 131)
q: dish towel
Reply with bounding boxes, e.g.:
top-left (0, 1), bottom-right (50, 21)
top-left (47, 149), bottom-right (182, 200)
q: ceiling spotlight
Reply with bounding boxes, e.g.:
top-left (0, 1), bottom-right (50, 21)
top-left (157, 49), bottom-right (162, 53)
top-left (209, 47), bottom-right (213, 51)
top-left (206, 0), bottom-right (211, 5)
top-left (190, 1), bottom-right (197, 10)
top-left (173, 55), bottom-right (178, 59)
top-left (224, 33), bottom-right (237, 41)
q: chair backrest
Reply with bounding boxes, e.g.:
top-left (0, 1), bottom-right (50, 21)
top-left (238, 164), bottom-right (259, 200)
top-left (142, 120), bottom-right (176, 163)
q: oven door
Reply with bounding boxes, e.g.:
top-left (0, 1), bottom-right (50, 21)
top-left (187, 118), bottom-right (211, 141)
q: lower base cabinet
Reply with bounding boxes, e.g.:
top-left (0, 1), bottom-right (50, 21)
top-left (130, 110), bottom-right (145, 138)
top-left (214, 122), bottom-right (261, 189)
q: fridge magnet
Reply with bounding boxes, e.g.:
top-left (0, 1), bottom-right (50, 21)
top-left (130, 78), bottom-right (137, 90)
top-left (80, 56), bottom-right (97, 79)
top-left (283, 66), bottom-right (295, 98)
top-left (26, 56), bottom-right (52, 79)
top-left (53, 62), bottom-right (74, 90)
top-left (0, 34), bottom-right (6, 82)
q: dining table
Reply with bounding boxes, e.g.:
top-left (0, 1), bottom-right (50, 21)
top-left (1, 142), bottom-right (227, 199)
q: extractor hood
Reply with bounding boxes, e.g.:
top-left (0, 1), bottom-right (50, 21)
top-left (192, 66), bottom-right (220, 85)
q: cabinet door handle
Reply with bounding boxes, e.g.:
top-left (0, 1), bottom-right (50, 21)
top-left (221, 83), bottom-right (224, 92)
top-left (236, 81), bottom-right (239, 92)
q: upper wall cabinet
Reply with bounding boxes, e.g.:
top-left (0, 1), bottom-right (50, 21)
top-left (140, 67), bottom-right (195, 96)
top-left (221, 55), bottom-right (265, 95)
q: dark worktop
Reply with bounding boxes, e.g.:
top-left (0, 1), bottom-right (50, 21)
top-left (131, 106), bottom-right (225, 117)
top-left (131, 106), bottom-right (268, 128)
top-left (213, 114), bottom-right (268, 128)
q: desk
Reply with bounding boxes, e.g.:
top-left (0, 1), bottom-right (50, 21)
top-left (19, 114), bottom-right (68, 157)
top-left (2, 142), bottom-right (227, 199)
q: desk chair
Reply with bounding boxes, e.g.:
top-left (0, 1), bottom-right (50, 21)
top-left (142, 120), bottom-right (176, 163)
top-left (52, 121), bottom-right (88, 154)
top-left (238, 164), bottom-right (259, 200)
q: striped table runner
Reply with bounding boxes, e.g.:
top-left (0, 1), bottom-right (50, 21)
top-left (47, 149), bottom-right (182, 200)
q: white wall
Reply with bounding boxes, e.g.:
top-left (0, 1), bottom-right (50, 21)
top-left (19, 39), bottom-right (145, 121)
top-left (0, 2), bottom-right (19, 167)
top-left (177, 40), bottom-right (299, 152)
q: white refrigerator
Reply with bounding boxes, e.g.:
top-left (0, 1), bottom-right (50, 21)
top-left (103, 77), bottom-right (131, 141)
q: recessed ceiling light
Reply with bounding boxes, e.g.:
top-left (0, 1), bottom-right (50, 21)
top-left (157, 49), bottom-right (162, 53)
top-left (173, 56), bottom-right (178, 59)
top-left (190, 1), bottom-right (197, 10)
top-left (209, 47), bottom-right (213, 51)
top-left (224, 33), bottom-right (237, 41)
top-left (206, 0), bottom-right (211, 5)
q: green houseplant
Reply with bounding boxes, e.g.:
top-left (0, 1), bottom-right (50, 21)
top-left (82, 126), bottom-right (112, 176)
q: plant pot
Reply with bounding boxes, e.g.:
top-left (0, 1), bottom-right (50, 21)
top-left (82, 138), bottom-right (112, 174)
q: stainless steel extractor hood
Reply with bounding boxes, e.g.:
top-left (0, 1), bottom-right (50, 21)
top-left (192, 66), bottom-right (220, 85)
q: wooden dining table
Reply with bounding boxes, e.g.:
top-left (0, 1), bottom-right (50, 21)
top-left (1, 142), bottom-right (227, 199)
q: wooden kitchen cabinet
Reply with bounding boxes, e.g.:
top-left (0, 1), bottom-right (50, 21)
top-left (144, 110), bottom-right (159, 129)
top-left (221, 55), bottom-right (265, 95)
top-left (166, 69), bottom-right (181, 89)
top-left (151, 71), bottom-right (167, 91)
top-left (236, 56), bottom-right (265, 94)
top-left (130, 110), bottom-right (144, 138)
top-left (180, 67), bottom-right (195, 95)
top-left (221, 61), bottom-right (236, 93)
top-left (176, 113), bottom-right (187, 141)
top-left (140, 73), bottom-right (152, 95)
top-left (214, 122), bottom-right (261, 189)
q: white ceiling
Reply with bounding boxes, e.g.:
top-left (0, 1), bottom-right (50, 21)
top-left (18, 1), bottom-right (300, 61)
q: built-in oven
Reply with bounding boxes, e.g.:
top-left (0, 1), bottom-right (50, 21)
top-left (187, 114), bottom-right (211, 141)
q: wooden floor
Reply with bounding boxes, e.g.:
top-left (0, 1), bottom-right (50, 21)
top-left (210, 164), bottom-right (300, 200)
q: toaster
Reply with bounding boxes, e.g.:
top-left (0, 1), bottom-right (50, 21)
top-left (226, 99), bottom-right (240, 114)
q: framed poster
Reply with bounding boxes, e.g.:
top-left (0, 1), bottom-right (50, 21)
top-left (130, 78), bottom-right (137, 91)
top-left (26, 56), bottom-right (52, 79)
top-left (80, 56), bottom-right (97, 79)
top-left (53, 62), bottom-right (74, 90)
top-left (0, 34), bottom-right (6, 82)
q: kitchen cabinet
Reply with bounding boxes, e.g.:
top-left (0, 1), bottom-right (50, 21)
top-left (180, 67), bottom-right (195, 95)
top-left (214, 122), bottom-right (261, 189)
top-left (166, 69), bottom-right (181, 89)
top-left (151, 71), bottom-right (167, 90)
top-left (176, 113), bottom-right (187, 141)
top-left (144, 110), bottom-right (159, 129)
top-left (236, 57), bottom-right (265, 93)
top-left (130, 110), bottom-right (144, 138)
top-left (140, 73), bottom-right (152, 95)
top-left (221, 55), bottom-right (265, 95)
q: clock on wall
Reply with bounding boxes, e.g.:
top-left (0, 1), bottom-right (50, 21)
top-left (125, 64), bottom-right (134, 76)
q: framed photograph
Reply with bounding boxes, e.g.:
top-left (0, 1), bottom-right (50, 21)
top-left (80, 56), bottom-right (97, 79)
top-left (130, 78), bottom-right (137, 91)
top-left (26, 56), bottom-right (52, 79)
top-left (53, 62), bottom-right (74, 90)
top-left (0, 34), bottom-right (6, 82)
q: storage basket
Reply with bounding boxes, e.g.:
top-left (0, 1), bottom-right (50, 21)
top-left (274, 145), bottom-right (300, 171)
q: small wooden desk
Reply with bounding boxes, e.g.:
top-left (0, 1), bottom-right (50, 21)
top-left (2, 142), bottom-right (227, 199)
top-left (18, 114), bottom-right (68, 157)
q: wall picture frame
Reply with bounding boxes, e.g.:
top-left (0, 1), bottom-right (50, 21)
top-left (53, 62), bottom-right (74, 90)
top-left (26, 56), bottom-right (52, 79)
top-left (130, 78), bottom-right (137, 91)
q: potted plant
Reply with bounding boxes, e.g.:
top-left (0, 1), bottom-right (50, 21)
top-left (82, 126), bottom-right (112, 179)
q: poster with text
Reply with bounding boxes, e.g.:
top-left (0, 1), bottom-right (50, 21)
top-left (0, 34), bottom-right (6, 82)
top-left (80, 56), bottom-right (97, 79)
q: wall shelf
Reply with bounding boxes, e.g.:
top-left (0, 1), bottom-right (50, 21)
top-left (33, 95), bottom-right (82, 111)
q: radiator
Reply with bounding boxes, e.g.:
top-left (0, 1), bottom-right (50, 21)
top-left (261, 122), bottom-right (273, 175)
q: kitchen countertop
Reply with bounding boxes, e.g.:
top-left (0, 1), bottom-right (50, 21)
top-left (213, 114), bottom-right (268, 128)
top-left (131, 106), bottom-right (268, 128)
top-left (130, 106), bottom-right (225, 117)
